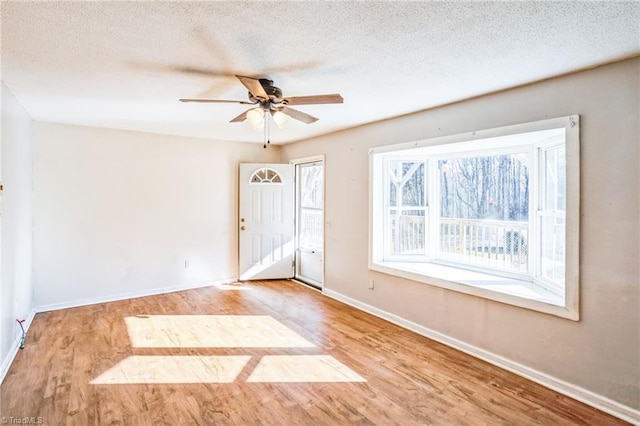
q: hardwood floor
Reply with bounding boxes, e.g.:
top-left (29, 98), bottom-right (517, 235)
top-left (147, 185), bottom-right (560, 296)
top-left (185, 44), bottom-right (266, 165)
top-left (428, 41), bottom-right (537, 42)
top-left (0, 280), bottom-right (628, 425)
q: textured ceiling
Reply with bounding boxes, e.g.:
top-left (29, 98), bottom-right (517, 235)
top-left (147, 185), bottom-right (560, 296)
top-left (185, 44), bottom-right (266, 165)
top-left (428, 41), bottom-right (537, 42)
top-left (1, 1), bottom-right (639, 144)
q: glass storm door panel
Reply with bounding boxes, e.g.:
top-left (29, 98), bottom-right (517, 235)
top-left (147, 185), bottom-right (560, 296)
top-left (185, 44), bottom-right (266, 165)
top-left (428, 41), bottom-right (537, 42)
top-left (295, 161), bottom-right (324, 287)
top-left (239, 163), bottom-right (294, 281)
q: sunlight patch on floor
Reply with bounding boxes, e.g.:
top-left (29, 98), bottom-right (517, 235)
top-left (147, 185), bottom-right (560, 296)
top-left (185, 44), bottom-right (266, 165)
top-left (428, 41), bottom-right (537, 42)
top-left (92, 315), bottom-right (367, 385)
top-left (91, 355), bottom-right (251, 384)
top-left (213, 282), bottom-right (252, 291)
top-left (247, 355), bottom-right (366, 383)
top-left (124, 315), bottom-right (316, 348)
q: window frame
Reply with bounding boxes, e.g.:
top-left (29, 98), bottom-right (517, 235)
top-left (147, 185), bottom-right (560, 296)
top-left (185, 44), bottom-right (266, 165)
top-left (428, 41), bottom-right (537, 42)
top-left (369, 115), bottom-right (580, 320)
top-left (383, 156), bottom-right (429, 260)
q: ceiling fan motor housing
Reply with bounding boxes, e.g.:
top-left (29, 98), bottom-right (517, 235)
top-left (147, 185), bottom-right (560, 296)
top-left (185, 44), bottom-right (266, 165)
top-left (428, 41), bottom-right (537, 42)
top-left (248, 79), bottom-right (283, 103)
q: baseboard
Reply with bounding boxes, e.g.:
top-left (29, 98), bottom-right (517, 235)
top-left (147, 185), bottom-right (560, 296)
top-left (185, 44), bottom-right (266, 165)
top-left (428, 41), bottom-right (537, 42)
top-left (35, 278), bottom-right (237, 313)
top-left (322, 288), bottom-right (640, 425)
top-left (0, 309), bottom-right (37, 385)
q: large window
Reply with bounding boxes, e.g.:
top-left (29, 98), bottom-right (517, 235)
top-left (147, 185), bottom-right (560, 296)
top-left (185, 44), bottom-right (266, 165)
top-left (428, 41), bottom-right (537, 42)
top-left (370, 116), bottom-right (579, 319)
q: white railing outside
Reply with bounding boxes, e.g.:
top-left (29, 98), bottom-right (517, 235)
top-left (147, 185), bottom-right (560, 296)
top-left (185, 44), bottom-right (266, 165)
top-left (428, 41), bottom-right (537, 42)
top-left (390, 215), bottom-right (426, 255)
top-left (390, 216), bottom-right (529, 273)
top-left (300, 208), bottom-right (323, 251)
top-left (440, 218), bottom-right (528, 273)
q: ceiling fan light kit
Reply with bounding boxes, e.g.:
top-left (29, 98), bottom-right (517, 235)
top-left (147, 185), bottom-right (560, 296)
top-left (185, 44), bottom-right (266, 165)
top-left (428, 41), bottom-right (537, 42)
top-left (271, 110), bottom-right (289, 129)
top-left (179, 75), bottom-right (343, 147)
top-left (246, 108), bottom-right (265, 130)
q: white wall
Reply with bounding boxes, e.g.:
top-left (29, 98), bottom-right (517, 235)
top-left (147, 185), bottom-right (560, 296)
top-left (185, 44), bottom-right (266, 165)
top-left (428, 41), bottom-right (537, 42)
top-left (281, 58), bottom-right (640, 411)
top-left (0, 83), bottom-right (35, 378)
top-left (33, 123), bottom-right (278, 308)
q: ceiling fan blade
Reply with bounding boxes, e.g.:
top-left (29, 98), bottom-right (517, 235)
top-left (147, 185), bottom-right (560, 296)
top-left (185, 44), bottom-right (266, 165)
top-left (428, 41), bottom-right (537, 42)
top-left (281, 106), bottom-right (319, 124)
top-left (236, 75), bottom-right (269, 100)
top-left (283, 94), bottom-right (343, 105)
top-left (179, 98), bottom-right (255, 104)
top-left (230, 109), bottom-right (251, 123)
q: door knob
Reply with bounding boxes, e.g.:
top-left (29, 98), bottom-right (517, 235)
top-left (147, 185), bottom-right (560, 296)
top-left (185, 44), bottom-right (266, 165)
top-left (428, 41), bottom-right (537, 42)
top-left (240, 226), bottom-right (245, 231)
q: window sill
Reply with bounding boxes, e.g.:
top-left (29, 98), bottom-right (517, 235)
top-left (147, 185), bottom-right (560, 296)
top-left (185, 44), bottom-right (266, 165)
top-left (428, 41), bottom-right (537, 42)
top-left (370, 261), bottom-right (577, 320)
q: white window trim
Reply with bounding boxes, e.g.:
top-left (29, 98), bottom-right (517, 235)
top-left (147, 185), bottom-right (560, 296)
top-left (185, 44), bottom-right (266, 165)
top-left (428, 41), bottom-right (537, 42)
top-left (369, 115), bottom-right (580, 320)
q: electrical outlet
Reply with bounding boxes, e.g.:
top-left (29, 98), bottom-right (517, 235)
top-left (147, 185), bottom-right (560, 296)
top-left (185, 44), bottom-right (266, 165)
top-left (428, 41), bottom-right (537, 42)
top-left (368, 279), bottom-right (375, 290)
top-left (184, 260), bottom-right (190, 269)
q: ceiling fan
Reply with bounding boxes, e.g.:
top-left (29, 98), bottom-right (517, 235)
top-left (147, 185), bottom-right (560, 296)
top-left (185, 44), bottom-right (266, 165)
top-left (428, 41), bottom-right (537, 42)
top-left (179, 75), bottom-right (343, 127)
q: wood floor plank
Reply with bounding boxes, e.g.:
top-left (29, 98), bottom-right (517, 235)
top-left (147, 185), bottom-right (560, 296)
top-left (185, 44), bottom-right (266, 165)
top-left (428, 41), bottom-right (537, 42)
top-left (0, 280), bottom-right (630, 425)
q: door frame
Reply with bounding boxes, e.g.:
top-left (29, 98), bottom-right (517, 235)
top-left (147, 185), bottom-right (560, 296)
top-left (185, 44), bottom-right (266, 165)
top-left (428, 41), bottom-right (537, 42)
top-left (290, 155), bottom-right (325, 289)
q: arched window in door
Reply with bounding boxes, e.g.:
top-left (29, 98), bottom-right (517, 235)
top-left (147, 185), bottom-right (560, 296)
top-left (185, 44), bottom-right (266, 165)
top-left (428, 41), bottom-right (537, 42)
top-left (249, 168), bottom-right (282, 184)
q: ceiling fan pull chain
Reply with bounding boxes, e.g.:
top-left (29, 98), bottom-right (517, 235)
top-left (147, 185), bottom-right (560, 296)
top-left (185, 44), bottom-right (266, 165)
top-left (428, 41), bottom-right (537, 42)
top-left (263, 112), bottom-right (268, 148)
top-left (267, 116), bottom-right (271, 146)
top-left (261, 113), bottom-right (271, 148)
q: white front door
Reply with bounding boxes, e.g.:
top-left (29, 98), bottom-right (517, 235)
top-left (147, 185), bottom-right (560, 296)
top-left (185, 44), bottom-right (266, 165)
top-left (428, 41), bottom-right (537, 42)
top-left (239, 163), bottom-right (294, 281)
